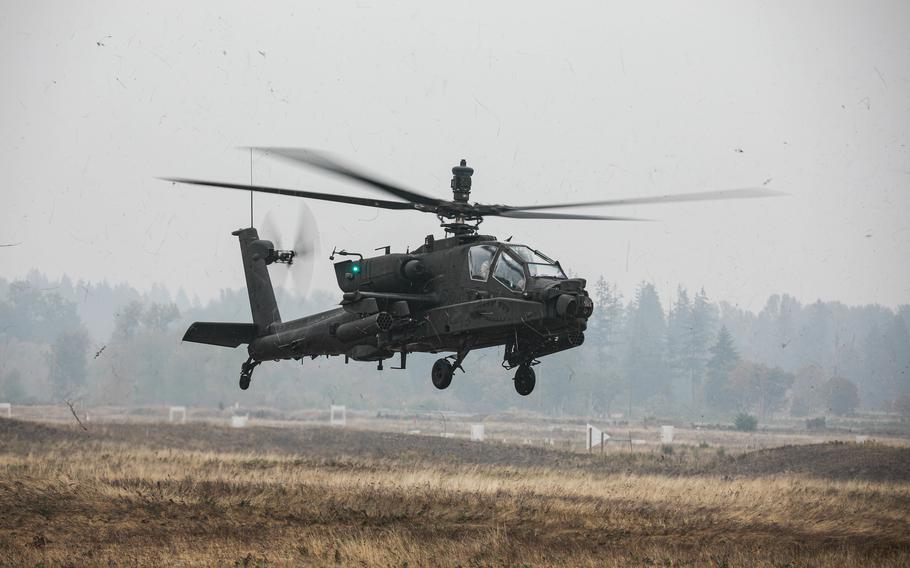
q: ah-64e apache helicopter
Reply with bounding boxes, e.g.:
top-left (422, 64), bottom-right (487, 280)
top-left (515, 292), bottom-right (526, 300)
top-left (165, 149), bottom-right (778, 396)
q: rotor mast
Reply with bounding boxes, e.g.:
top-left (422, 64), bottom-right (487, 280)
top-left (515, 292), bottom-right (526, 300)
top-left (444, 159), bottom-right (479, 235)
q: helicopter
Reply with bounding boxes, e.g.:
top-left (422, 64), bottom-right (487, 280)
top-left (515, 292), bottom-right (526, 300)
top-left (165, 148), bottom-right (780, 396)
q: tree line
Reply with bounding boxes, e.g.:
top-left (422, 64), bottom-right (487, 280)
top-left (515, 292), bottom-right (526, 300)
top-left (0, 271), bottom-right (907, 419)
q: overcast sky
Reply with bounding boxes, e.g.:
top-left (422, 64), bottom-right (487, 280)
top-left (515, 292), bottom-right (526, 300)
top-left (2, 1), bottom-right (908, 312)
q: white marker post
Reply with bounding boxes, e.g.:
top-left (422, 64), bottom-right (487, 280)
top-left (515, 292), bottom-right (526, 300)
top-left (169, 406), bottom-right (186, 424)
top-left (0, 403), bottom-right (10, 418)
top-left (661, 425), bottom-right (674, 444)
top-left (586, 424), bottom-right (607, 453)
top-left (470, 423), bottom-right (485, 442)
top-left (330, 405), bottom-right (346, 427)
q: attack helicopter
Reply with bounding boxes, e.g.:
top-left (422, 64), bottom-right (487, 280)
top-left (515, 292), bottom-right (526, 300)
top-left (165, 149), bottom-right (779, 395)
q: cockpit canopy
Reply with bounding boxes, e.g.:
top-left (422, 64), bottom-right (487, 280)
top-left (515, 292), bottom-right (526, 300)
top-left (467, 243), bottom-right (566, 292)
top-left (505, 245), bottom-right (567, 279)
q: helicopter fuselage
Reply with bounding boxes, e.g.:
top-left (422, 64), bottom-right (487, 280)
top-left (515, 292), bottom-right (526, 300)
top-left (244, 232), bottom-right (592, 369)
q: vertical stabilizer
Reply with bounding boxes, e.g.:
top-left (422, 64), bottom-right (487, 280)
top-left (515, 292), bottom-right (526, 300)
top-left (232, 228), bottom-right (281, 334)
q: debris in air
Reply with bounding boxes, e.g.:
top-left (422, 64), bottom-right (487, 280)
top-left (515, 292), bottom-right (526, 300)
top-left (64, 400), bottom-right (88, 431)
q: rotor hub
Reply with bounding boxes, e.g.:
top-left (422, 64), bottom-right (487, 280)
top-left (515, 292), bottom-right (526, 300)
top-left (450, 159), bottom-right (473, 203)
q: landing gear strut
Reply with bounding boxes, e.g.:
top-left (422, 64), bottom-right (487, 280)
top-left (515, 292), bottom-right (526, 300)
top-left (239, 357), bottom-right (261, 390)
top-left (513, 364), bottom-right (536, 396)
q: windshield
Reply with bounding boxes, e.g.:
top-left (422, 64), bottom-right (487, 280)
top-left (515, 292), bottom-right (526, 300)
top-left (493, 251), bottom-right (526, 292)
top-left (467, 245), bottom-right (497, 281)
top-left (507, 245), bottom-right (567, 279)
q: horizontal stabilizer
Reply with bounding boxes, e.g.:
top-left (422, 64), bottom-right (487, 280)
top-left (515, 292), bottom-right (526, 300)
top-left (182, 322), bottom-right (258, 348)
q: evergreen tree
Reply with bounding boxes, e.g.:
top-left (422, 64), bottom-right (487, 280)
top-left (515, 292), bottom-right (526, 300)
top-left (685, 288), bottom-right (715, 404)
top-left (703, 325), bottom-right (739, 411)
top-left (667, 287), bottom-right (692, 402)
top-left (587, 277), bottom-right (625, 415)
top-left (590, 277), bottom-right (621, 343)
top-left (624, 282), bottom-right (667, 408)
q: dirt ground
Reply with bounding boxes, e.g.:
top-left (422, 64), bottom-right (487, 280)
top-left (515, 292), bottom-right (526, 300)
top-left (2, 416), bottom-right (910, 566)
top-left (3, 417), bottom-right (910, 482)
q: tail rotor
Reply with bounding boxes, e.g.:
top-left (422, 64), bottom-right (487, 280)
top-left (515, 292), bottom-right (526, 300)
top-left (259, 204), bottom-right (319, 298)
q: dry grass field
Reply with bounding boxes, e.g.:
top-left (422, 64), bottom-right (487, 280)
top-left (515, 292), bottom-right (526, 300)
top-left (2, 417), bottom-right (910, 567)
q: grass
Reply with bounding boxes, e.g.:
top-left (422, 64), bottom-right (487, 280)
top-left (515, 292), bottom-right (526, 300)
top-left (1, 419), bottom-right (909, 566)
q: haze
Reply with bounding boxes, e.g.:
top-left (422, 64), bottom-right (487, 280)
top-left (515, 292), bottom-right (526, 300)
top-left (2, 1), bottom-right (908, 311)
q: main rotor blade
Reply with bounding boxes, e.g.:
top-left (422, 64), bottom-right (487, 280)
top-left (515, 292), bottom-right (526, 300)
top-left (505, 187), bottom-right (785, 212)
top-left (252, 147), bottom-right (443, 207)
top-left (161, 178), bottom-right (416, 210)
top-left (496, 210), bottom-right (648, 221)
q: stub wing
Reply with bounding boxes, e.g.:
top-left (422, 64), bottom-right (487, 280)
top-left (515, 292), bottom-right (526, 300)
top-left (183, 322), bottom-right (258, 348)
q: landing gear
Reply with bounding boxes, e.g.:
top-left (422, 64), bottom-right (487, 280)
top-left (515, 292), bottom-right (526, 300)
top-left (514, 364), bottom-right (536, 396)
top-left (432, 358), bottom-right (454, 390)
top-left (239, 357), bottom-right (260, 390)
top-left (431, 349), bottom-right (470, 390)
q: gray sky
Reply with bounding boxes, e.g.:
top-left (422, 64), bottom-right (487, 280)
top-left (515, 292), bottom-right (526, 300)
top-left (2, 1), bottom-right (908, 312)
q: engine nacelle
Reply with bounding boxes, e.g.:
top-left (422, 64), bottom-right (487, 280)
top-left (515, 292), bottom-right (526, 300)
top-left (334, 254), bottom-right (431, 293)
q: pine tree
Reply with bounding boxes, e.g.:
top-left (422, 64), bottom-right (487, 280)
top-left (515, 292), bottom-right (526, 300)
top-left (624, 282), bottom-right (667, 408)
top-left (592, 278), bottom-right (624, 349)
top-left (667, 287), bottom-right (692, 402)
top-left (588, 277), bottom-right (625, 416)
top-left (703, 325), bottom-right (739, 411)
top-left (685, 288), bottom-right (715, 404)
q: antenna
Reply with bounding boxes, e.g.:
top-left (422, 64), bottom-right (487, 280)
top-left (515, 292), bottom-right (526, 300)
top-left (249, 148), bottom-right (254, 228)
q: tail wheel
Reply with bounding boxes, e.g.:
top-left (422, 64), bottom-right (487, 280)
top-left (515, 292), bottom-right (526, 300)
top-left (514, 364), bottom-right (536, 396)
top-left (431, 358), bottom-right (454, 390)
top-left (239, 358), bottom-right (259, 391)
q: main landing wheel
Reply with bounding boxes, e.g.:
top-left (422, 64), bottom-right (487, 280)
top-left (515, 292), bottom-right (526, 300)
top-left (432, 358), bottom-right (454, 390)
top-left (514, 364), bottom-right (536, 396)
top-left (239, 371), bottom-right (251, 390)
